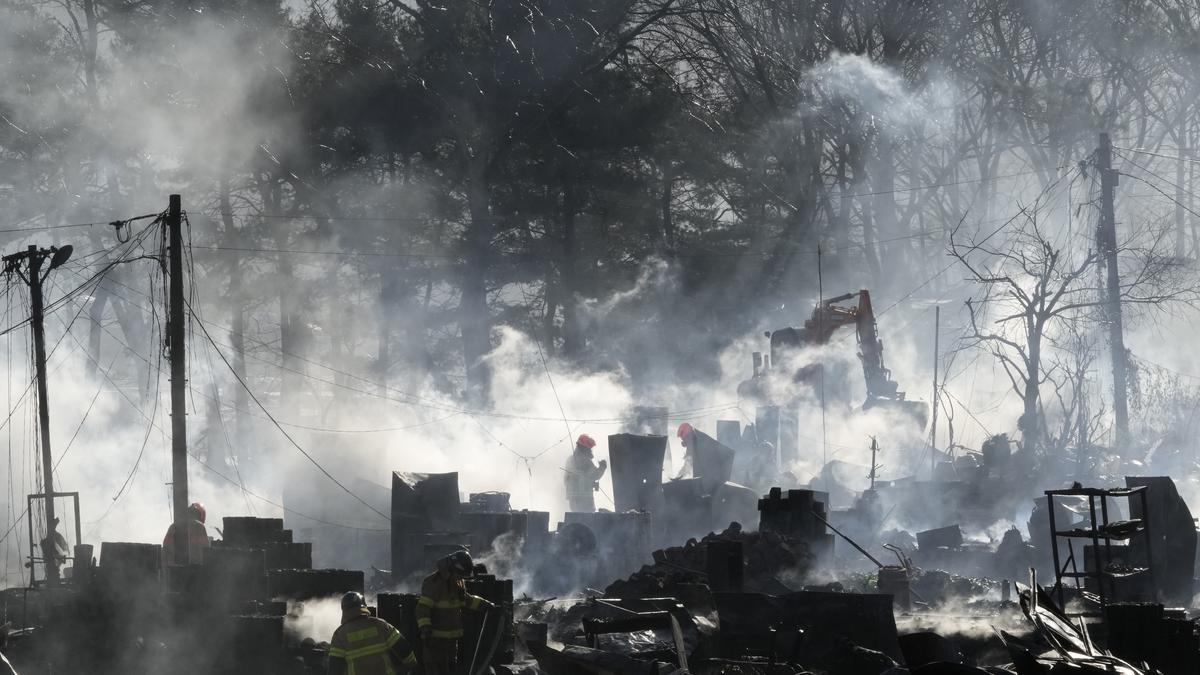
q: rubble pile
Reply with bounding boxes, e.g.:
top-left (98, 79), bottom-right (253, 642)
top-left (603, 523), bottom-right (813, 598)
top-left (535, 597), bottom-right (704, 649)
top-left (908, 570), bottom-right (996, 608)
top-left (8, 409), bottom-right (1200, 675)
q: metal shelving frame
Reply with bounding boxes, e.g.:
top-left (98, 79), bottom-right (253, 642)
top-left (1044, 485), bottom-right (1156, 614)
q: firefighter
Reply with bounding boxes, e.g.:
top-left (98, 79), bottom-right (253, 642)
top-left (40, 517), bottom-right (68, 577)
top-left (563, 434), bottom-right (606, 513)
top-left (674, 422), bottom-right (696, 479)
top-left (327, 591), bottom-right (416, 675)
top-left (416, 551), bottom-right (495, 675)
top-left (162, 502), bottom-right (210, 566)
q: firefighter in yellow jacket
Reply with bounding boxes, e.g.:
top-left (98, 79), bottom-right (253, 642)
top-left (328, 591), bottom-right (416, 675)
top-left (416, 551), bottom-right (495, 675)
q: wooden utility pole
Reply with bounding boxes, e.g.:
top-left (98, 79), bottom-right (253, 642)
top-left (28, 246), bottom-right (56, 583)
top-left (868, 437), bottom-right (879, 490)
top-left (1097, 133), bottom-right (1130, 449)
top-left (167, 194), bottom-right (190, 565)
top-left (929, 305), bottom-right (940, 478)
top-left (3, 243), bottom-right (73, 583)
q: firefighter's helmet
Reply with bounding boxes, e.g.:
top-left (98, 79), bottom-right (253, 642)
top-left (341, 591), bottom-right (366, 611)
top-left (188, 502), bottom-right (206, 524)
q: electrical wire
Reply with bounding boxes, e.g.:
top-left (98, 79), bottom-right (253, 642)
top-left (0, 215), bottom-right (163, 338)
top-left (0, 215), bottom-right (156, 234)
top-left (80, 259), bottom-right (751, 426)
top-left (523, 282), bottom-right (576, 457)
top-left (1113, 150), bottom-right (1200, 223)
top-left (57, 269), bottom-right (476, 435)
top-left (1113, 145), bottom-right (1200, 166)
top-left (184, 296), bottom-right (392, 523)
top-left (52, 300), bottom-right (388, 534)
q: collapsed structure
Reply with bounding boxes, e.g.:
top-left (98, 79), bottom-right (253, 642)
top-left (3, 415), bottom-right (1198, 674)
top-left (0, 240), bottom-right (1196, 675)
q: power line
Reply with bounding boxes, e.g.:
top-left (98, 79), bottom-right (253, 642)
top-left (0, 217), bottom-right (149, 235)
top-left (1113, 150), bottom-right (1200, 223)
top-left (522, 282), bottom-right (576, 458)
top-left (1118, 172), bottom-right (1200, 224)
top-left (178, 299), bottom-right (740, 423)
top-left (0, 216), bottom-right (163, 338)
top-left (86, 273), bottom-right (743, 465)
top-left (185, 297), bottom-right (392, 523)
top-left (50, 293), bottom-right (389, 533)
top-left (1113, 145), bottom-right (1200, 166)
top-left (59, 266), bottom-right (471, 435)
top-left (191, 453), bottom-right (390, 532)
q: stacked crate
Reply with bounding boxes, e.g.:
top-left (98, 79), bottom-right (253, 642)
top-left (757, 488), bottom-right (835, 559)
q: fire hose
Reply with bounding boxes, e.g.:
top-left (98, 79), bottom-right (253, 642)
top-left (466, 607), bottom-right (503, 675)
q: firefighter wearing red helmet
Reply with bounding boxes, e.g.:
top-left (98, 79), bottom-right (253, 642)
top-left (675, 423), bottom-right (696, 480)
top-left (564, 434), bottom-right (606, 513)
top-left (162, 501), bottom-right (210, 566)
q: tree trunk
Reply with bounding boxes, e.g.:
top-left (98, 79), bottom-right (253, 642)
top-left (377, 273), bottom-right (398, 398)
top-left (1176, 104), bottom-right (1188, 257)
top-left (86, 267), bottom-right (109, 378)
top-left (461, 156), bottom-right (493, 406)
top-left (542, 273), bottom-right (558, 356)
top-left (834, 143), bottom-right (851, 264)
top-left (560, 183), bottom-right (583, 358)
top-left (660, 159), bottom-right (675, 253)
top-left (257, 171), bottom-right (304, 410)
top-left (871, 138), bottom-right (902, 275)
top-left (1022, 322), bottom-right (1043, 452)
top-left (219, 175), bottom-right (250, 451)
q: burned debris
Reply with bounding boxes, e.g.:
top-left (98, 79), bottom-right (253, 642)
top-left (0, 217), bottom-right (1196, 675)
top-left (6, 413), bottom-right (1200, 675)
top-left (1, 239), bottom-right (1198, 673)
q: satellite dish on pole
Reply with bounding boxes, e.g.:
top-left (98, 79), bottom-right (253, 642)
top-left (48, 245), bottom-right (72, 270)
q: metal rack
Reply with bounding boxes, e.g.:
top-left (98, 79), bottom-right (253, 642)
top-left (1044, 485), bottom-right (1156, 614)
top-left (26, 491), bottom-right (81, 586)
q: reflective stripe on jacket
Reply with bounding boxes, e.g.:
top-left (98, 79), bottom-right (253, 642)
top-left (415, 572), bottom-right (485, 640)
top-left (329, 612), bottom-right (415, 675)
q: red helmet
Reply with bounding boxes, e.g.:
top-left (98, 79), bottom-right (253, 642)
top-left (188, 502), bottom-right (206, 524)
top-left (677, 423), bottom-right (694, 439)
top-left (577, 434), bottom-right (596, 449)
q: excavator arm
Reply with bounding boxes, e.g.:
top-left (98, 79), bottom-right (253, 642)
top-left (739, 288), bottom-right (929, 427)
top-left (852, 291), bottom-right (901, 401)
top-left (768, 290), bottom-right (903, 402)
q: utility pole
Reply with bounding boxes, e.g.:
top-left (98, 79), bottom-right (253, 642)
top-left (1097, 133), bottom-right (1130, 450)
top-left (29, 246), bottom-right (55, 583)
top-left (167, 194), bottom-right (190, 566)
top-left (868, 437), bottom-right (879, 491)
top-left (929, 305), bottom-right (940, 479)
top-left (3, 243), bottom-right (73, 584)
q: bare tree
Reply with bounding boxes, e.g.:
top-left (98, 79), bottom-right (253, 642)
top-left (952, 171), bottom-right (1197, 455)
top-left (953, 205), bottom-right (1097, 452)
top-left (1042, 317), bottom-right (1104, 473)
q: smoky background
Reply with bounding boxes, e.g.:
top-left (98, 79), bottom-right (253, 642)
top-left (0, 0), bottom-right (1199, 589)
